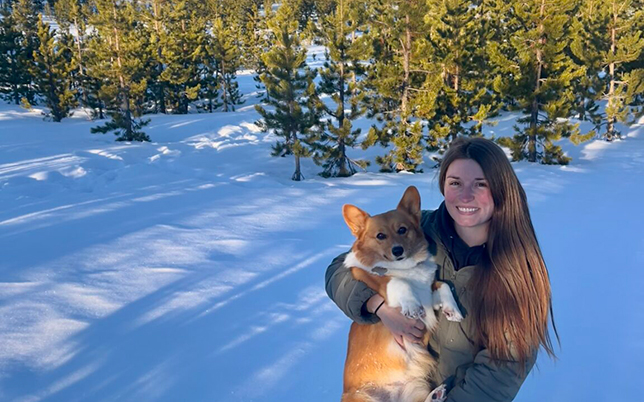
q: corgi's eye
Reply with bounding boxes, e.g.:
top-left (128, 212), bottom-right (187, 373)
top-left (376, 233), bottom-right (387, 240)
top-left (397, 227), bottom-right (407, 235)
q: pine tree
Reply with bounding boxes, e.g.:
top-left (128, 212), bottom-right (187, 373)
top-left (571, 0), bottom-right (644, 140)
top-left (142, 0), bottom-right (168, 114)
top-left (197, 43), bottom-right (222, 113)
top-left (158, 0), bottom-right (203, 114)
top-left (210, 17), bottom-right (244, 112)
top-left (240, 3), bottom-right (270, 100)
top-left (30, 15), bottom-right (77, 121)
top-left (488, 0), bottom-right (589, 164)
top-left (0, 6), bottom-right (31, 104)
top-left (422, 0), bottom-right (498, 153)
top-left (314, 0), bottom-right (368, 177)
top-left (87, 0), bottom-right (151, 141)
top-left (0, 0), bottom-right (39, 105)
top-left (255, 6), bottom-right (321, 181)
top-left (53, 0), bottom-right (91, 111)
top-left (360, 0), bottom-right (430, 172)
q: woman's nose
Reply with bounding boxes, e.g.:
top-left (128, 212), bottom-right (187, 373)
top-left (459, 186), bottom-right (474, 202)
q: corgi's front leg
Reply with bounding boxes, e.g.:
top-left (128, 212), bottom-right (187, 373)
top-left (433, 281), bottom-right (463, 322)
top-left (387, 278), bottom-right (424, 319)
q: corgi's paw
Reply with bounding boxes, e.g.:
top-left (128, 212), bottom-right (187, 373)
top-left (426, 384), bottom-right (447, 402)
top-left (442, 305), bottom-right (463, 322)
top-left (400, 300), bottom-right (425, 319)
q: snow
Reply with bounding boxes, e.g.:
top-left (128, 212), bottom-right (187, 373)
top-left (1, 67), bottom-right (644, 402)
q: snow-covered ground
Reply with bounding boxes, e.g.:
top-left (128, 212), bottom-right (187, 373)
top-left (1, 55), bottom-right (643, 401)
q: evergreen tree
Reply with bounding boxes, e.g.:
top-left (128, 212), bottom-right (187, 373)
top-left (197, 41), bottom-right (222, 113)
top-left (255, 7), bottom-right (321, 181)
top-left (314, 0), bottom-right (368, 177)
top-left (142, 0), bottom-right (168, 114)
top-left (0, 0), bottom-right (39, 104)
top-left (571, 0), bottom-right (644, 140)
top-left (241, 2), bottom-right (271, 100)
top-left (87, 0), bottom-right (150, 141)
top-left (488, 0), bottom-right (590, 164)
top-left (0, 6), bottom-right (32, 104)
top-left (53, 0), bottom-right (91, 111)
top-left (158, 0), bottom-right (203, 114)
top-left (422, 0), bottom-right (498, 153)
top-left (210, 17), bottom-right (244, 112)
top-left (30, 15), bottom-right (77, 121)
top-left (83, 35), bottom-right (108, 119)
top-left (361, 0), bottom-right (430, 172)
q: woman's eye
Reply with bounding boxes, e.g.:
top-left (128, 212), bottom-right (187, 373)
top-left (397, 227), bottom-right (407, 235)
top-left (376, 233), bottom-right (387, 240)
top-left (476, 182), bottom-right (488, 188)
top-left (449, 181), bottom-right (460, 186)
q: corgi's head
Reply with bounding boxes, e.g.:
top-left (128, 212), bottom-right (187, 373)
top-left (342, 186), bottom-right (430, 271)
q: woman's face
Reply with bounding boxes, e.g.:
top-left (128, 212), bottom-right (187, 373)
top-left (443, 158), bottom-right (495, 242)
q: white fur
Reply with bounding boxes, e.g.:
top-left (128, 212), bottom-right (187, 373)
top-left (343, 251), bottom-right (371, 271)
top-left (344, 253), bottom-right (462, 326)
top-left (433, 282), bottom-right (464, 322)
top-left (343, 250), bottom-right (431, 272)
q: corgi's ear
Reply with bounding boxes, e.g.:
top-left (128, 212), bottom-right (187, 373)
top-left (397, 186), bottom-right (421, 222)
top-left (342, 204), bottom-right (370, 237)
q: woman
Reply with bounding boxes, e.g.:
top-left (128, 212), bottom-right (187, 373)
top-left (325, 137), bottom-right (557, 402)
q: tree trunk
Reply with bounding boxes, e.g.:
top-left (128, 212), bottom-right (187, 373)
top-left (401, 14), bottom-right (411, 117)
top-left (607, 11), bottom-right (617, 141)
top-left (292, 155), bottom-right (302, 181)
top-left (73, 17), bottom-right (89, 109)
top-left (152, 0), bottom-right (166, 114)
top-left (222, 61), bottom-right (228, 112)
top-left (529, 0), bottom-right (546, 163)
top-left (113, 5), bottom-right (132, 136)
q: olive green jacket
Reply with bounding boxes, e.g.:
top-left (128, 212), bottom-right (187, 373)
top-left (325, 209), bottom-right (536, 402)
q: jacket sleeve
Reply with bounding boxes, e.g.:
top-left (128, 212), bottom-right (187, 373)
top-left (325, 252), bottom-right (379, 324)
top-left (445, 348), bottom-right (537, 402)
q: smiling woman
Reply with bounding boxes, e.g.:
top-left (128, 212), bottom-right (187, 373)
top-left (442, 158), bottom-right (495, 247)
top-left (325, 137), bottom-right (558, 402)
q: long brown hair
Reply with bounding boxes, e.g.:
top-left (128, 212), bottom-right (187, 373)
top-left (438, 137), bottom-right (558, 366)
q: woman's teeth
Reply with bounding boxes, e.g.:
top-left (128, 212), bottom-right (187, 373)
top-left (457, 207), bottom-right (478, 212)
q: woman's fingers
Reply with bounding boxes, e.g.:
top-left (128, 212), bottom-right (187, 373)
top-left (414, 320), bottom-right (426, 332)
top-left (378, 304), bottom-right (427, 345)
top-left (394, 334), bottom-right (406, 349)
top-left (409, 324), bottom-right (424, 339)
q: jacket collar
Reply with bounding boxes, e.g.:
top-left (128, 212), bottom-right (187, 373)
top-left (432, 202), bottom-right (486, 271)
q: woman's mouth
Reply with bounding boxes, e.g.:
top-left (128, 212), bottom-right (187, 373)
top-left (456, 206), bottom-right (479, 214)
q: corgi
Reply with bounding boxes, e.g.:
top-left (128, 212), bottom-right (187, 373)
top-left (340, 186), bottom-right (463, 402)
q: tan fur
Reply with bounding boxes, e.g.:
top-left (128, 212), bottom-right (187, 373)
top-left (340, 186), bottom-right (441, 402)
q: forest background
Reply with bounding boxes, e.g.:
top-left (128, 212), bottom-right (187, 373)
top-left (1, 0), bottom-right (643, 180)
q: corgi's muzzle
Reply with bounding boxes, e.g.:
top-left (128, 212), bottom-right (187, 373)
top-left (392, 246), bottom-right (404, 259)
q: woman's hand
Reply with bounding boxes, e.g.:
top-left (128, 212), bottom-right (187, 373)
top-left (367, 295), bottom-right (426, 348)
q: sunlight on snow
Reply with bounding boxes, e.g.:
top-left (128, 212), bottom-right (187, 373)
top-left (580, 140), bottom-right (612, 161)
top-left (86, 149), bottom-right (124, 161)
top-left (202, 252), bottom-right (329, 316)
top-left (222, 284), bottom-right (347, 399)
top-left (0, 196), bottom-right (126, 227)
top-left (168, 119), bottom-right (206, 129)
top-left (217, 313), bottom-right (289, 354)
top-left (15, 361), bottom-right (102, 402)
top-left (0, 154), bottom-right (84, 179)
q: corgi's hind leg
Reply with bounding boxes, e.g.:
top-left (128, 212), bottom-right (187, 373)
top-left (424, 384), bottom-right (448, 402)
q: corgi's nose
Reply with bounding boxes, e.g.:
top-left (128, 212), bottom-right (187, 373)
top-left (392, 246), bottom-right (404, 257)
